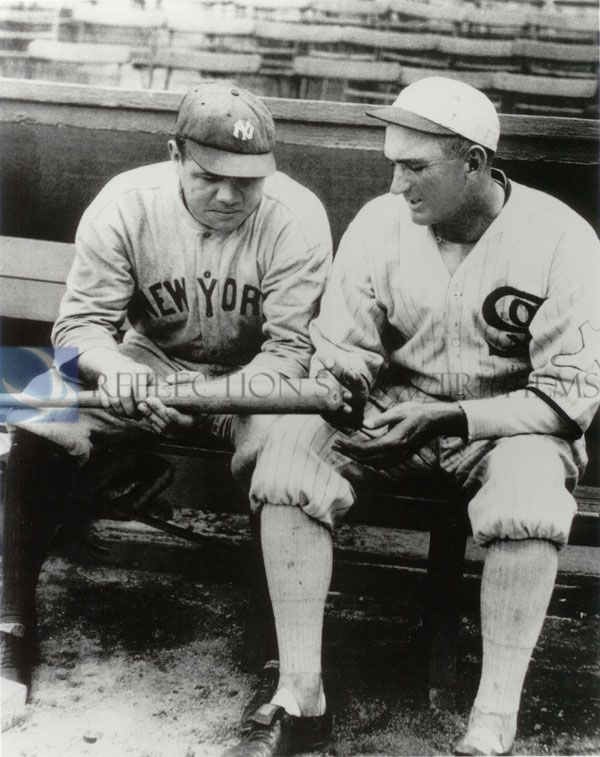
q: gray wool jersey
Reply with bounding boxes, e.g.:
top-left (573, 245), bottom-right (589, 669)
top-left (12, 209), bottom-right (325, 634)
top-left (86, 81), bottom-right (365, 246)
top-left (52, 162), bottom-right (332, 379)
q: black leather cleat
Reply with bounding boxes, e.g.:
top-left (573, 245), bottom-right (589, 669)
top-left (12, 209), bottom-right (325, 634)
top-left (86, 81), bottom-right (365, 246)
top-left (241, 660), bottom-right (279, 732)
top-left (224, 702), bottom-right (332, 757)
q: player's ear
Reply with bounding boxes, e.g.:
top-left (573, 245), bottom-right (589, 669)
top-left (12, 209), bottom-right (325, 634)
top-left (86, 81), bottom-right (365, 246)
top-left (465, 145), bottom-right (487, 175)
top-left (168, 139), bottom-right (183, 166)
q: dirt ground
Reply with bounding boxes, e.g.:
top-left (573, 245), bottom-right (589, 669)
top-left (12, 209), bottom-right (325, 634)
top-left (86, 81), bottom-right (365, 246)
top-left (2, 550), bottom-right (599, 757)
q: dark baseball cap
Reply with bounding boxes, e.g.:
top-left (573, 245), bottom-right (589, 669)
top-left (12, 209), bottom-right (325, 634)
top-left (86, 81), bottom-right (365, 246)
top-left (175, 81), bottom-right (276, 178)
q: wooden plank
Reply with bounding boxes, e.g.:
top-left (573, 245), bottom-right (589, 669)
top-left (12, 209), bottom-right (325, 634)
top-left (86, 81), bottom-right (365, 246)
top-left (27, 40), bottom-right (131, 65)
top-left (493, 72), bottom-right (598, 98)
top-left (513, 39), bottom-right (599, 63)
top-left (0, 237), bottom-right (74, 281)
top-left (152, 49), bottom-right (262, 73)
top-left (294, 55), bottom-right (401, 81)
top-left (0, 79), bottom-right (597, 163)
top-left (257, 21), bottom-right (343, 43)
top-left (340, 27), bottom-right (439, 51)
top-left (0, 279), bottom-right (64, 321)
top-left (438, 36), bottom-right (513, 56)
top-left (71, 6), bottom-right (166, 29)
top-left (166, 14), bottom-right (255, 36)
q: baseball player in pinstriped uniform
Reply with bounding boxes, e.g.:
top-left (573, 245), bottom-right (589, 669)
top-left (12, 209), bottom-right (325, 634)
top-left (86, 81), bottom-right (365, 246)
top-left (225, 78), bottom-right (600, 756)
top-left (0, 83), bottom-right (331, 702)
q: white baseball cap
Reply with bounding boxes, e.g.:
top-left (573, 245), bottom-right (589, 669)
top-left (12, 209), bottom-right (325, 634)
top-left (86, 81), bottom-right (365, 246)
top-left (367, 76), bottom-right (500, 152)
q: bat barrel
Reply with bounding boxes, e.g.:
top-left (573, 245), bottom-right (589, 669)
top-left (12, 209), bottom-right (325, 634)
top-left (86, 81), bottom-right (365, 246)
top-left (0, 376), bottom-right (343, 415)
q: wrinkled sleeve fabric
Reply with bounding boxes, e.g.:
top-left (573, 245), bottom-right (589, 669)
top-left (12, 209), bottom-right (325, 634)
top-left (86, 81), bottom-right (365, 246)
top-left (309, 216), bottom-right (388, 386)
top-left (247, 213), bottom-right (332, 379)
top-left (51, 200), bottom-right (134, 364)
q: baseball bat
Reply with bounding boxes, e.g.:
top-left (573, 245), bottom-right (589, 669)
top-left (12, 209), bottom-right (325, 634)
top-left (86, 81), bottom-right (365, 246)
top-left (0, 375), bottom-right (343, 415)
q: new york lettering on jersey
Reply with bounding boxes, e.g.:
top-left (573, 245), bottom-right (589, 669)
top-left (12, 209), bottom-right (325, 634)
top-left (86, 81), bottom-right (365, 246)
top-left (132, 276), bottom-right (263, 319)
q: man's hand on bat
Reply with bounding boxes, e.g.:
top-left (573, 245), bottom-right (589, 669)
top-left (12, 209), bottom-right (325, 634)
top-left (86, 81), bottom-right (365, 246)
top-left (333, 401), bottom-right (467, 465)
top-left (318, 357), bottom-right (370, 433)
top-left (95, 358), bottom-right (154, 418)
top-left (137, 393), bottom-right (195, 437)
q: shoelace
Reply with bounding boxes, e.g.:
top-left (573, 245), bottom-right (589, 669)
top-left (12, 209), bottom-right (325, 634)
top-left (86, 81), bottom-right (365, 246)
top-left (247, 721), bottom-right (281, 744)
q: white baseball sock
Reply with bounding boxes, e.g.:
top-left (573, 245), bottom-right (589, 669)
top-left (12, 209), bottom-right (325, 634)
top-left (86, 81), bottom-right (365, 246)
top-left (260, 504), bottom-right (332, 717)
top-left (471, 539), bottom-right (558, 748)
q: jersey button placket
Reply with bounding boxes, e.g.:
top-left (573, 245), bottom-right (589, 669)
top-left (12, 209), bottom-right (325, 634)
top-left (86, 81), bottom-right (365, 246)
top-left (445, 276), bottom-right (464, 386)
top-left (198, 231), bottom-right (215, 356)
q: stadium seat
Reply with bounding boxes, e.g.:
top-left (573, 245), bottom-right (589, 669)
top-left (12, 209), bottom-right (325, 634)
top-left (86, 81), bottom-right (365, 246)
top-left (527, 9), bottom-right (598, 43)
top-left (64, 6), bottom-right (165, 49)
top-left (308, 0), bottom-right (383, 27)
top-left (235, 0), bottom-right (311, 22)
top-left (341, 28), bottom-right (442, 68)
top-left (253, 22), bottom-right (344, 95)
top-left (492, 71), bottom-right (598, 116)
top-left (293, 55), bottom-right (401, 103)
top-left (135, 48), bottom-right (262, 90)
top-left (25, 39), bottom-right (131, 87)
top-left (514, 39), bottom-right (598, 78)
top-left (165, 13), bottom-right (256, 52)
top-left (0, 7), bottom-right (56, 51)
top-left (437, 36), bottom-right (518, 72)
top-left (462, 5), bottom-right (529, 38)
top-left (386, 0), bottom-right (466, 34)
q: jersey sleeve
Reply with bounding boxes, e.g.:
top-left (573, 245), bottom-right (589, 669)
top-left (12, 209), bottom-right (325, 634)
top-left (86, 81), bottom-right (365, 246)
top-left (51, 202), bottom-right (134, 364)
top-left (460, 220), bottom-right (600, 441)
top-left (309, 216), bottom-right (388, 386)
top-left (245, 213), bottom-right (332, 379)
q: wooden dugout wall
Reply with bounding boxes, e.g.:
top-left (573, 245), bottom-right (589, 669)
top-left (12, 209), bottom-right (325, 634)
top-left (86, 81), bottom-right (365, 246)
top-left (0, 78), bottom-right (598, 248)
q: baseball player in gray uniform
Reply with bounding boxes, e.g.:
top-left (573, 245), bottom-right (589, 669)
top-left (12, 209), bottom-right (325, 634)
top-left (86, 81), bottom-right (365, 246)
top-left (225, 78), bottom-right (600, 756)
top-left (1, 82), bottom-right (331, 702)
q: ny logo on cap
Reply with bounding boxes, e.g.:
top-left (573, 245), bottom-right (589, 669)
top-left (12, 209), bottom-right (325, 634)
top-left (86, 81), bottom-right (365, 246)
top-left (233, 119), bottom-right (254, 141)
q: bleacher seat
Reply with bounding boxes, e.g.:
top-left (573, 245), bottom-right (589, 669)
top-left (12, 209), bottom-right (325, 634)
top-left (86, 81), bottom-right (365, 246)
top-left (25, 38), bottom-right (131, 87)
top-left (165, 12), bottom-right (256, 52)
top-left (309, 0), bottom-right (382, 27)
top-left (492, 71), bottom-right (598, 116)
top-left (253, 21), bottom-right (344, 95)
top-left (462, 5), bottom-right (529, 38)
top-left (386, 0), bottom-right (466, 34)
top-left (64, 6), bottom-right (165, 49)
top-left (514, 39), bottom-right (598, 78)
top-left (341, 28), bottom-right (441, 68)
top-left (135, 48), bottom-right (262, 90)
top-left (293, 54), bottom-right (401, 103)
top-left (235, 0), bottom-right (311, 22)
top-left (0, 6), bottom-right (56, 51)
top-left (437, 36), bottom-right (518, 72)
top-left (527, 9), bottom-right (599, 43)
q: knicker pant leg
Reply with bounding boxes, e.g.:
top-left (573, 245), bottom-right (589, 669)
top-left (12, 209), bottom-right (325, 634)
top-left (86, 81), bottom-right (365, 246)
top-left (460, 434), bottom-right (580, 547)
top-left (248, 414), bottom-right (358, 529)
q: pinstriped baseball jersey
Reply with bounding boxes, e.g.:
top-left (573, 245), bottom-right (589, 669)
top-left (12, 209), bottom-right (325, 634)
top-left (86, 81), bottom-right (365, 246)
top-left (53, 162), bottom-right (332, 379)
top-left (310, 175), bottom-right (600, 442)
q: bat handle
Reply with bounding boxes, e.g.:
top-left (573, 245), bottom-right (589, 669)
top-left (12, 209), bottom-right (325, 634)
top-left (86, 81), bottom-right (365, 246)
top-left (316, 374), bottom-right (344, 412)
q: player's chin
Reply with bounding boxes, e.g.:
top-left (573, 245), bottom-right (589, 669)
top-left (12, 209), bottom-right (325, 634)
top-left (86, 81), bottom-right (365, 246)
top-left (405, 200), bottom-right (431, 225)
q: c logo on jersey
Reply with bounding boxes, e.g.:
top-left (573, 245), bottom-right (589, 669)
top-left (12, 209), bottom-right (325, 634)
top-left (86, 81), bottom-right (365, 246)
top-left (482, 286), bottom-right (545, 358)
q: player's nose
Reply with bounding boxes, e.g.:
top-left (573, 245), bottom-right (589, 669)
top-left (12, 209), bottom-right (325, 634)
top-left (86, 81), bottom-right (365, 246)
top-left (215, 180), bottom-right (240, 204)
top-left (390, 165), bottom-right (411, 195)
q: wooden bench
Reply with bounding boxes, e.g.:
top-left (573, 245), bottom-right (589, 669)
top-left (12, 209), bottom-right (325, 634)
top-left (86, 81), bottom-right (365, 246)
top-left (2, 233), bottom-right (599, 710)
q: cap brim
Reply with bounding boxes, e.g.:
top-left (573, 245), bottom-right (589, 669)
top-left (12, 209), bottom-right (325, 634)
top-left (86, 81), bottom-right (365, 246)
top-left (366, 106), bottom-right (457, 137)
top-left (187, 141), bottom-right (276, 178)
